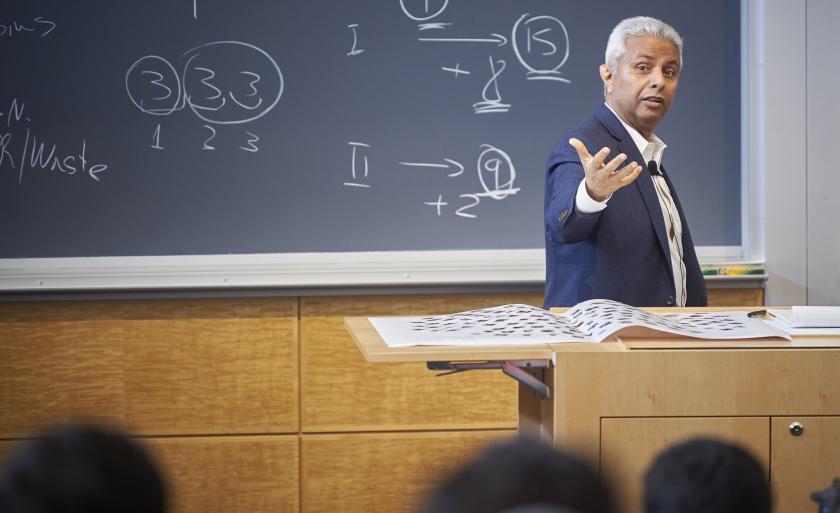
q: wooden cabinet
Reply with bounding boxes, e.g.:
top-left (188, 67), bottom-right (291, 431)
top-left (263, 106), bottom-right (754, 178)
top-left (598, 416), bottom-right (840, 513)
top-left (771, 417), bottom-right (840, 513)
top-left (540, 340), bottom-right (840, 513)
top-left (600, 417), bottom-right (770, 513)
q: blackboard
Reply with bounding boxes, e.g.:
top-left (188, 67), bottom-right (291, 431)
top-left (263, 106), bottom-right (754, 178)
top-left (1, 0), bottom-right (741, 261)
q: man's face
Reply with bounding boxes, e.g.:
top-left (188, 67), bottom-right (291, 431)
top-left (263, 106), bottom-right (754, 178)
top-left (601, 35), bottom-right (681, 139)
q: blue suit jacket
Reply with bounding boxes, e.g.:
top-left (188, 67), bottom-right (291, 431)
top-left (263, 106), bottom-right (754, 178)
top-left (543, 105), bottom-right (707, 308)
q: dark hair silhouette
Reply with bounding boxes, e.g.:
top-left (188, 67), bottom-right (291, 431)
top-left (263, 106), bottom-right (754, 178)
top-left (0, 423), bottom-right (166, 513)
top-left (419, 436), bottom-right (613, 513)
top-left (644, 438), bottom-right (770, 513)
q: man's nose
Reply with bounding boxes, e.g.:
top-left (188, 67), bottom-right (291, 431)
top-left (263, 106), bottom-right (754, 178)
top-left (648, 68), bottom-right (665, 88)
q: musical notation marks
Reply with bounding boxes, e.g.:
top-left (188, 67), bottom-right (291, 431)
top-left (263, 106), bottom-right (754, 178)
top-left (400, 0), bottom-right (451, 31)
top-left (512, 13), bottom-right (571, 83)
top-left (441, 63), bottom-right (470, 78)
top-left (473, 56), bottom-right (510, 114)
top-left (347, 24), bottom-right (365, 56)
top-left (345, 142), bottom-right (372, 188)
top-left (126, 41), bottom-right (283, 152)
top-left (476, 144), bottom-right (519, 199)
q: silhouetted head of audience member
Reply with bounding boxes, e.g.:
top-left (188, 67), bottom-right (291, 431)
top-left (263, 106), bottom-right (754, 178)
top-left (644, 438), bottom-right (770, 513)
top-left (0, 423), bottom-right (166, 513)
top-left (418, 435), bottom-right (613, 513)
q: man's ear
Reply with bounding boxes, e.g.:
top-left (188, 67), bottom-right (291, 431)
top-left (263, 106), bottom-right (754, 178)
top-left (599, 64), bottom-right (613, 95)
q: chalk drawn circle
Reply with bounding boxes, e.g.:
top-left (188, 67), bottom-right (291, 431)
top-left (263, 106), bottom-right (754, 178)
top-left (125, 55), bottom-right (182, 116)
top-left (181, 41), bottom-right (284, 125)
top-left (399, 0), bottom-right (449, 22)
top-left (477, 144), bottom-right (517, 200)
top-left (512, 14), bottom-right (570, 76)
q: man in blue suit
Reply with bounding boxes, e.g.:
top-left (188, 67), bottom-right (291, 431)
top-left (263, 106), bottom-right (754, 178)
top-left (544, 16), bottom-right (707, 308)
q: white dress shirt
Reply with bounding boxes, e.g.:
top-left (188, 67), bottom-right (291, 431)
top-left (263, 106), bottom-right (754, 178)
top-left (573, 104), bottom-right (687, 306)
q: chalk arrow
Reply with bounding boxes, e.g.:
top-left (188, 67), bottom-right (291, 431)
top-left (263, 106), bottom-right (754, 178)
top-left (418, 33), bottom-right (508, 47)
top-left (399, 158), bottom-right (464, 177)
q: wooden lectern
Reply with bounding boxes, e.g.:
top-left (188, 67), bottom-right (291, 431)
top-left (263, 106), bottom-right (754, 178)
top-left (347, 307), bottom-right (840, 513)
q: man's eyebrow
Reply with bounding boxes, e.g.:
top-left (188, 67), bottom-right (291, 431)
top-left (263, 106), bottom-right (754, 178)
top-left (631, 54), bottom-right (681, 67)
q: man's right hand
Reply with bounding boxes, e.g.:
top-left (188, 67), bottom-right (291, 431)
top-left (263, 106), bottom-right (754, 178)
top-left (569, 138), bottom-right (643, 202)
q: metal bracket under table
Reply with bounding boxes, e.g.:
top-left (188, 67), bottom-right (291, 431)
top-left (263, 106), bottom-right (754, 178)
top-left (426, 359), bottom-right (551, 400)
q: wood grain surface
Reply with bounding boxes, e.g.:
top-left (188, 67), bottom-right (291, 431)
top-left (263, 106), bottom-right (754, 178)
top-left (299, 294), bottom-right (541, 432)
top-left (707, 287), bottom-right (764, 306)
top-left (301, 430), bottom-right (516, 513)
top-left (0, 298), bottom-right (299, 437)
top-left (771, 416), bottom-right (840, 513)
top-left (148, 435), bottom-right (299, 513)
top-left (601, 417), bottom-right (770, 513)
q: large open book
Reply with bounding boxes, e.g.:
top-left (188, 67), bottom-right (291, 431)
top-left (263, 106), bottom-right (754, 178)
top-left (370, 299), bottom-right (790, 348)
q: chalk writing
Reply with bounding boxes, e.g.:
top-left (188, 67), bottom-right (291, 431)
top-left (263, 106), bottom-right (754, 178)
top-left (455, 194), bottom-right (480, 218)
top-left (512, 13), bottom-right (571, 83)
top-left (400, 0), bottom-right (450, 30)
top-left (151, 124), bottom-right (164, 150)
top-left (241, 132), bottom-right (259, 152)
top-left (126, 41), bottom-right (283, 151)
top-left (182, 41), bottom-right (283, 125)
top-left (399, 158), bottom-right (463, 177)
top-left (347, 24), bottom-right (365, 56)
top-left (345, 142), bottom-right (372, 188)
top-left (424, 194), bottom-right (448, 216)
top-left (398, 145), bottom-right (519, 219)
top-left (476, 144), bottom-right (519, 199)
top-left (441, 63), bottom-right (470, 78)
top-left (0, 16), bottom-right (56, 38)
top-left (0, 99), bottom-right (108, 184)
top-left (126, 56), bottom-right (182, 116)
top-left (418, 32), bottom-right (507, 46)
top-left (473, 56), bottom-right (510, 114)
top-left (202, 125), bottom-right (216, 150)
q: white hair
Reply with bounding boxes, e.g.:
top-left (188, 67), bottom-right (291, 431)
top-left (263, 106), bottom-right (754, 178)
top-left (604, 16), bottom-right (684, 74)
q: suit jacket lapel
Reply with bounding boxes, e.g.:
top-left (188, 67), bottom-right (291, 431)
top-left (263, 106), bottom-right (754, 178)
top-left (594, 105), bottom-right (674, 282)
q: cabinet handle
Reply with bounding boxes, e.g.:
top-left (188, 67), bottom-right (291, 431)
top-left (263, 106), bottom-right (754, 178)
top-left (789, 422), bottom-right (804, 436)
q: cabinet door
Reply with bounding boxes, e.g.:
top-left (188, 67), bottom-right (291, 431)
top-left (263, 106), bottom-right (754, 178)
top-left (772, 417), bottom-right (840, 513)
top-left (601, 417), bottom-right (770, 513)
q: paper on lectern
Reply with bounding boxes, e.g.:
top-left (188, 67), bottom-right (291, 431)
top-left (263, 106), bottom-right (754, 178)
top-left (369, 299), bottom-right (790, 348)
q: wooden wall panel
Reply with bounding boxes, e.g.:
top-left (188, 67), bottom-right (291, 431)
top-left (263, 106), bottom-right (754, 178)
top-left (301, 430), bottom-right (515, 513)
top-left (0, 298), bottom-right (298, 437)
top-left (707, 287), bottom-right (764, 306)
top-left (299, 294), bottom-right (543, 432)
top-left (148, 435), bottom-right (299, 513)
top-left (0, 436), bottom-right (298, 513)
top-left (0, 288), bottom-right (765, 513)
top-left (601, 417), bottom-right (770, 513)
